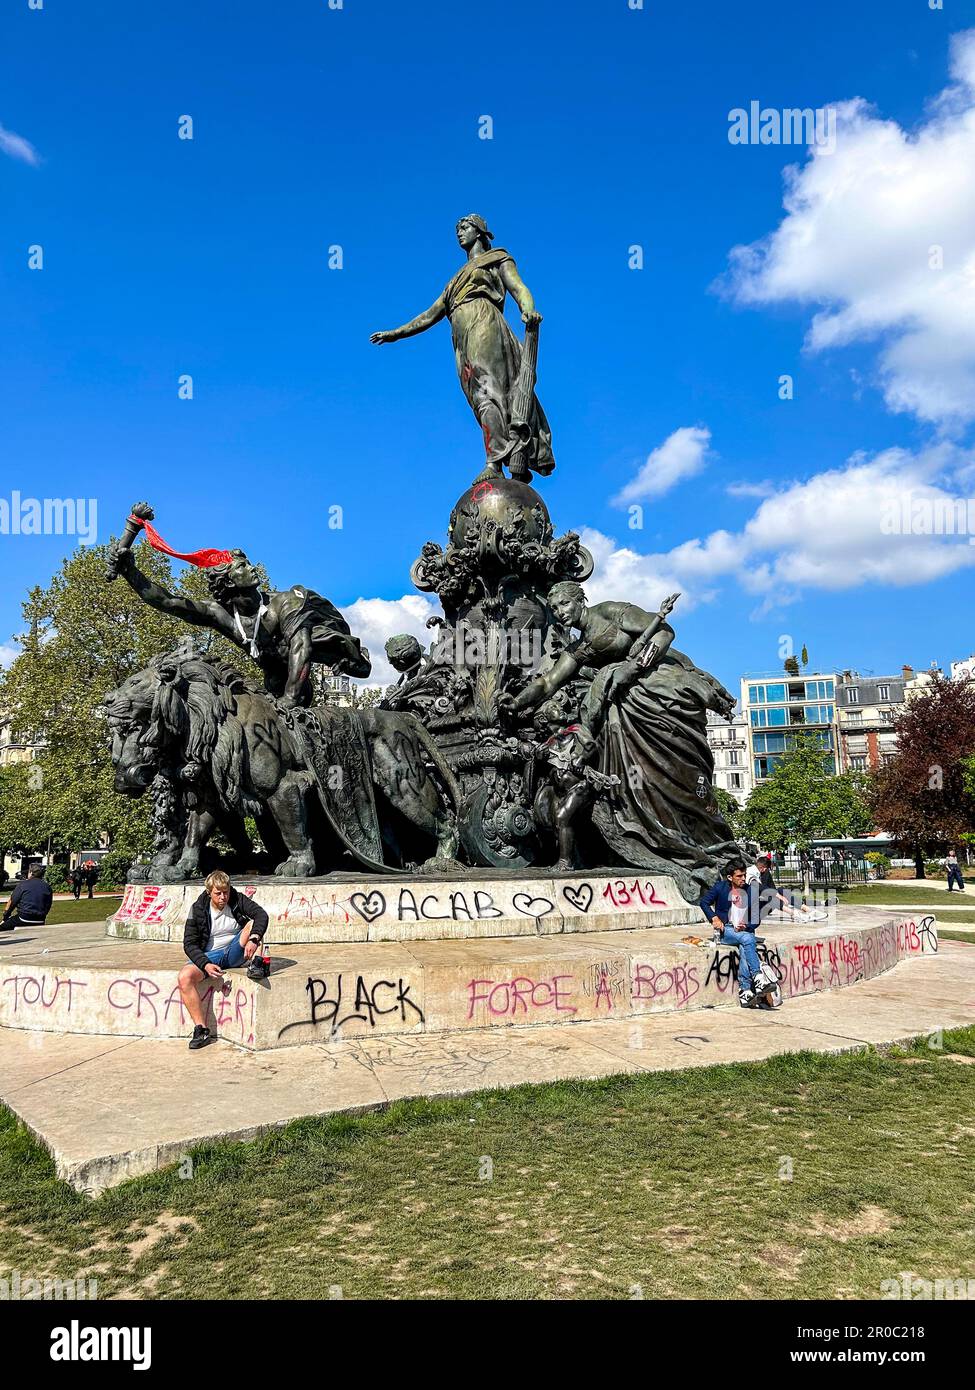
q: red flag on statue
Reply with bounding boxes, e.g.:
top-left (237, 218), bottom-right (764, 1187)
top-left (132, 516), bottom-right (233, 569)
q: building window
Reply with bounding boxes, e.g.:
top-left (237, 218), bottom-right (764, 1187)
top-left (730, 773), bottom-right (742, 789)
top-left (805, 680), bottom-right (834, 701)
top-left (880, 710), bottom-right (895, 723)
top-left (803, 704), bottom-right (834, 725)
top-left (729, 749), bottom-right (739, 766)
top-left (845, 710), bottom-right (862, 724)
top-left (846, 687), bottom-right (859, 704)
top-left (877, 684), bottom-right (890, 701)
top-left (752, 733), bottom-right (791, 754)
top-left (850, 755), bottom-right (867, 771)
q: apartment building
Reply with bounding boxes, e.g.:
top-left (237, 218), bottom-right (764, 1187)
top-left (705, 707), bottom-right (752, 805)
top-left (740, 672), bottom-right (838, 787)
top-left (0, 712), bottom-right (40, 768)
top-left (835, 668), bottom-right (908, 772)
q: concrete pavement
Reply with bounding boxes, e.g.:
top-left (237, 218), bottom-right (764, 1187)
top-left (0, 939), bottom-right (970, 1195)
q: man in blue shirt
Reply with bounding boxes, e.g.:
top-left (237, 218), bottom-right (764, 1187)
top-left (700, 861), bottom-right (764, 1007)
top-left (2, 865), bottom-right (54, 931)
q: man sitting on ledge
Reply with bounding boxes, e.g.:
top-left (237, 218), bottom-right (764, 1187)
top-left (179, 870), bottom-right (269, 1050)
top-left (700, 861), bottom-right (766, 1008)
top-left (1, 864), bottom-right (53, 932)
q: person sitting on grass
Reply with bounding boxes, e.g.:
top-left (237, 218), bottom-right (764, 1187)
top-left (178, 870), bottom-right (269, 1051)
top-left (700, 861), bottom-right (766, 1008)
top-left (1, 865), bottom-right (54, 932)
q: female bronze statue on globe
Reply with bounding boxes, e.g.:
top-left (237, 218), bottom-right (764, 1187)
top-left (370, 214), bottom-right (554, 483)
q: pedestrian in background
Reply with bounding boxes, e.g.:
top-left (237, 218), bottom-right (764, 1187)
top-left (946, 849), bottom-right (966, 893)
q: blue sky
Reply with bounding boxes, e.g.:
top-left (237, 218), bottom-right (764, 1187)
top-left (2, 0), bottom-right (974, 689)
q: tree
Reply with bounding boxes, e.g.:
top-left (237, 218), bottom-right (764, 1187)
top-left (740, 737), bottom-right (872, 851)
top-left (783, 656), bottom-right (800, 676)
top-left (713, 786), bottom-right (741, 836)
top-left (0, 538), bottom-right (264, 859)
top-left (869, 675), bottom-right (975, 877)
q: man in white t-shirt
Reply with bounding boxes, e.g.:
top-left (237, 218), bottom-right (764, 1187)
top-left (748, 854), bottom-right (801, 919)
top-left (178, 870), bottom-right (269, 1050)
top-left (700, 862), bottom-right (765, 1006)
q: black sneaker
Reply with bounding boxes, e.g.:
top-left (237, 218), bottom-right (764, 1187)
top-left (188, 1025), bottom-right (212, 1050)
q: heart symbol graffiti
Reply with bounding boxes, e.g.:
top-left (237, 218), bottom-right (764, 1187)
top-left (350, 890), bottom-right (386, 924)
top-left (512, 892), bottom-right (555, 920)
top-left (562, 883), bottom-right (593, 913)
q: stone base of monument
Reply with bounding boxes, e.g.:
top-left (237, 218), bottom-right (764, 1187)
top-left (0, 895), bottom-right (938, 1052)
top-left (0, 905), bottom-right (949, 1194)
top-left (104, 872), bottom-right (701, 944)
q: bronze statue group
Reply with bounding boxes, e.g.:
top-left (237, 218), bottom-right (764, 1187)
top-left (103, 216), bottom-right (741, 906)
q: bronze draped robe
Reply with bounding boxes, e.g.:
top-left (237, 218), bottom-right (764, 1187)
top-left (443, 249), bottom-right (554, 475)
top-left (580, 648), bottom-right (740, 900)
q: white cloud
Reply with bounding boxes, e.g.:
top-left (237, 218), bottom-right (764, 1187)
top-left (738, 443), bottom-right (975, 595)
top-left (578, 527), bottom-right (705, 614)
top-left (0, 123), bottom-right (40, 166)
top-left (612, 425), bottom-right (713, 505)
top-left (727, 479), bottom-right (776, 499)
top-left (578, 442), bottom-right (975, 616)
top-left (721, 29), bottom-right (975, 429)
top-left (340, 593), bottom-right (442, 686)
top-left (0, 643), bottom-right (19, 668)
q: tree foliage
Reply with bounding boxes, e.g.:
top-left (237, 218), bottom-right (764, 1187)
top-left (712, 786), bottom-right (742, 835)
top-left (869, 675), bottom-right (975, 855)
top-left (740, 737), bottom-right (872, 850)
top-left (0, 538), bottom-right (264, 856)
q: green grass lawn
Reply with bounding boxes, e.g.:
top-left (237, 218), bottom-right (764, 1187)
top-left (2, 1028), bottom-right (974, 1300)
top-left (937, 929), bottom-right (975, 943)
top-left (837, 884), bottom-right (970, 908)
top-left (0, 896), bottom-right (122, 926)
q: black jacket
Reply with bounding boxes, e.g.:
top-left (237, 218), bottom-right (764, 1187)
top-left (4, 877), bottom-right (54, 923)
top-left (183, 887), bottom-right (269, 973)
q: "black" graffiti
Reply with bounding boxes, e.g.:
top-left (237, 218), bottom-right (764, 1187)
top-left (278, 975), bottom-right (425, 1038)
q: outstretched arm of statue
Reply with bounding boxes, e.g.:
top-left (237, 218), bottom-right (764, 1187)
top-left (505, 649), bottom-right (581, 714)
top-left (499, 260), bottom-right (541, 326)
top-left (107, 542), bottom-right (232, 636)
top-left (626, 593), bottom-right (680, 663)
top-left (370, 294), bottom-right (448, 344)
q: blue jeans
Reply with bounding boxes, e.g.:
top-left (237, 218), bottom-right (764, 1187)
top-left (720, 925), bottom-right (760, 991)
top-left (202, 938), bottom-right (246, 970)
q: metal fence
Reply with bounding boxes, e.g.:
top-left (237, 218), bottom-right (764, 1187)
top-left (771, 852), bottom-right (869, 888)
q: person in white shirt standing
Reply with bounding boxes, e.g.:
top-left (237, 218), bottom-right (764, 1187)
top-left (178, 870), bottom-right (269, 1050)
